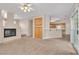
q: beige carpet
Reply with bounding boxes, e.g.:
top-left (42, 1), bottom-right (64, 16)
top-left (0, 37), bottom-right (76, 55)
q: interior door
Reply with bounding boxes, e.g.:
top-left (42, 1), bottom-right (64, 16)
top-left (34, 17), bottom-right (42, 40)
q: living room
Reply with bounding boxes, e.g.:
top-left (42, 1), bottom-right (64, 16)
top-left (0, 3), bottom-right (78, 55)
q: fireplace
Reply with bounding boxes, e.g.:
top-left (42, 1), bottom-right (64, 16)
top-left (4, 29), bottom-right (16, 37)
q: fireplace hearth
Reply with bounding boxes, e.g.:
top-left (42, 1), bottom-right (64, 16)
top-left (4, 29), bottom-right (16, 37)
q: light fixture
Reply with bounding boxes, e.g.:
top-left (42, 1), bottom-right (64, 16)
top-left (20, 3), bottom-right (33, 12)
top-left (1, 10), bottom-right (7, 19)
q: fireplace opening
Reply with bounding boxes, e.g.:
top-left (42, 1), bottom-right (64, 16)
top-left (4, 29), bottom-right (16, 37)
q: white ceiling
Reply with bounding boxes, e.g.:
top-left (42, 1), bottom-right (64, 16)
top-left (0, 3), bottom-right (76, 20)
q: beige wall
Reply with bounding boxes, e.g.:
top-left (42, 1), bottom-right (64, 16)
top-left (65, 19), bottom-right (71, 35)
top-left (19, 19), bottom-right (33, 36)
top-left (0, 19), bottom-right (4, 42)
top-left (28, 20), bottom-right (33, 36)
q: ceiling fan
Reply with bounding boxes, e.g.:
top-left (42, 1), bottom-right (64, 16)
top-left (20, 3), bottom-right (33, 12)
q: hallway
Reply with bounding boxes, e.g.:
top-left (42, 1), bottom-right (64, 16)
top-left (0, 37), bottom-right (76, 55)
